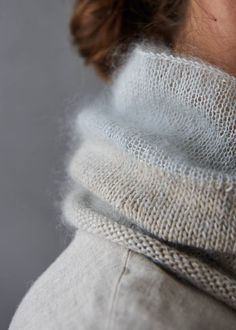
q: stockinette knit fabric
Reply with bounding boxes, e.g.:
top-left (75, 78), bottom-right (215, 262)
top-left (63, 41), bottom-right (236, 310)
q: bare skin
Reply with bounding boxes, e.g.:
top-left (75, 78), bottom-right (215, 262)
top-left (174, 0), bottom-right (236, 75)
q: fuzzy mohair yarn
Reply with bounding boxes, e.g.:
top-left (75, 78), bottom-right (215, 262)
top-left (63, 41), bottom-right (236, 309)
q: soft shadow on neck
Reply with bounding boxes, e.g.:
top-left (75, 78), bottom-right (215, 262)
top-left (173, 0), bottom-right (236, 76)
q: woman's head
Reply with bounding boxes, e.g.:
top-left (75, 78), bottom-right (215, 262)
top-left (70, 0), bottom-right (236, 80)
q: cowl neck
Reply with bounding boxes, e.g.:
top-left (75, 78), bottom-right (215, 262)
top-left (63, 41), bottom-right (236, 309)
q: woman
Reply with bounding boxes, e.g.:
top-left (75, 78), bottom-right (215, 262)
top-left (9, 0), bottom-right (236, 329)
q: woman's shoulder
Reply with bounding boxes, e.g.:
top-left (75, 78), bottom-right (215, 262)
top-left (9, 231), bottom-right (236, 330)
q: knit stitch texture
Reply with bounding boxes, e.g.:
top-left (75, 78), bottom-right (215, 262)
top-left (63, 41), bottom-right (236, 309)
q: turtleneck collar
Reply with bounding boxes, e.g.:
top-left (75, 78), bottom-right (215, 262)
top-left (63, 41), bottom-right (236, 309)
top-left (67, 41), bottom-right (236, 253)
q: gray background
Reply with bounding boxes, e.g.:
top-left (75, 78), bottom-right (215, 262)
top-left (0, 1), bottom-right (102, 328)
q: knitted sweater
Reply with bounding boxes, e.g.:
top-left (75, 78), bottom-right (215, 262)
top-left (9, 41), bottom-right (236, 329)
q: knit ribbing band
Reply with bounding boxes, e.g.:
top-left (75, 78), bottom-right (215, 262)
top-left (63, 191), bottom-right (236, 310)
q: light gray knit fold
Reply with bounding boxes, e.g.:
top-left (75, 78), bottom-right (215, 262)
top-left (63, 41), bottom-right (236, 309)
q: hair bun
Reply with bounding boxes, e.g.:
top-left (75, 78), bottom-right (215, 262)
top-left (70, 0), bottom-right (125, 80)
top-left (70, 0), bottom-right (186, 80)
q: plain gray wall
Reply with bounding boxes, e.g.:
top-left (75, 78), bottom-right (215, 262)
top-left (0, 1), bottom-right (102, 328)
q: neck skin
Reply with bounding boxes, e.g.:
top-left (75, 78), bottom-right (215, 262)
top-left (174, 0), bottom-right (236, 76)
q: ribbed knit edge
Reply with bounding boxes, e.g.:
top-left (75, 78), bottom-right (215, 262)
top-left (63, 191), bottom-right (236, 311)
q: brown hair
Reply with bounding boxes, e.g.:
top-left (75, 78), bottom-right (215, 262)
top-left (70, 0), bottom-right (188, 80)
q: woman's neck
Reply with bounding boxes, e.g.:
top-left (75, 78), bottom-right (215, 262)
top-left (174, 0), bottom-right (236, 76)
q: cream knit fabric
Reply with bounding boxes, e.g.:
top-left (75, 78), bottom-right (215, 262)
top-left (63, 41), bottom-right (236, 309)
